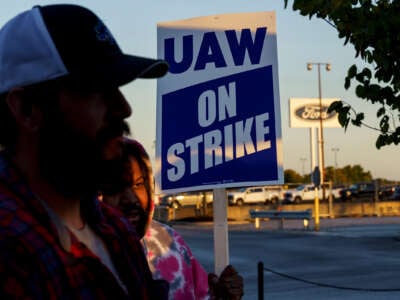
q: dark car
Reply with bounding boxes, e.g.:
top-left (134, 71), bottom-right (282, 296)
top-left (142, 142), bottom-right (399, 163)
top-left (389, 186), bottom-right (400, 200)
top-left (339, 182), bottom-right (378, 202)
top-left (379, 185), bottom-right (397, 200)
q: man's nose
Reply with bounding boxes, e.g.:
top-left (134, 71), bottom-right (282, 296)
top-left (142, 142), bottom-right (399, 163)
top-left (111, 89), bottom-right (132, 119)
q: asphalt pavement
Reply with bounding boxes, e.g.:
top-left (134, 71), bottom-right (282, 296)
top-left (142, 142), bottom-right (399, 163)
top-left (173, 216), bottom-right (400, 300)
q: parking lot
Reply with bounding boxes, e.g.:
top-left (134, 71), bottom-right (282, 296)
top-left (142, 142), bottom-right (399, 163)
top-left (174, 216), bottom-right (400, 299)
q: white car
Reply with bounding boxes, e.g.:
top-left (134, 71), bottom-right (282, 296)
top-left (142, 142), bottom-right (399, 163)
top-left (227, 186), bottom-right (283, 206)
top-left (283, 184), bottom-right (318, 203)
top-left (160, 191), bottom-right (213, 208)
top-left (283, 184), bottom-right (340, 203)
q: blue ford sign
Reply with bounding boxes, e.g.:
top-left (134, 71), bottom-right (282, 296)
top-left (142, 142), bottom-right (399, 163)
top-left (289, 98), bottom-right (341, 128)
top-left (294, 104), bottom-right (336, 122)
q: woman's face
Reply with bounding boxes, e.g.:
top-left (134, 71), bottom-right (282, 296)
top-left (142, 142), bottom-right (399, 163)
top-left (103, 157), bottom-right (149, 237)
top-left (129, 158), bottom-right (149, 210)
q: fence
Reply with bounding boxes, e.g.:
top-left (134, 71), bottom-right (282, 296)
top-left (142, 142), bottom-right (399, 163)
top-left (154, 201), bottom-right (400, 223)
top-left (249, 209), bottom-right (312, 229)
top-left (256, 261), bottom-right (400, 300)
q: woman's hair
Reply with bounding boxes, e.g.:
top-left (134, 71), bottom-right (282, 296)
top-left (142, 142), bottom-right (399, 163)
top-left (123, 140), bottom-right (153, 211)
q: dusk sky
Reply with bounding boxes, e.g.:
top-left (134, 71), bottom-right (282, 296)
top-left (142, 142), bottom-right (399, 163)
top-left (1, 0), bottom-right (398, 181)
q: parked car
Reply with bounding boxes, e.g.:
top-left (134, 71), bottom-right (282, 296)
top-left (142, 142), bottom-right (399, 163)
top-left (389, 186), bottom-right (400, 200)
top-left (227, 186), bottom-right (283, 206)
top-left (339, 182), bottom-right (377, 202)
top-left (283, 183), bottom-right (340, 203)
top-left (283, 184), bottom-right (319, 203)
top-left (160, 191), bottom-right (213, 208)
top-left (330, 185), bottom-right (346, 200)
top-left (379, 185), bottom-right (397, 200)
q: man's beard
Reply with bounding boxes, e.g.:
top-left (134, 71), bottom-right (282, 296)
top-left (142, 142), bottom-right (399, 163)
top-left (38, 111), bottom-right (130, 198)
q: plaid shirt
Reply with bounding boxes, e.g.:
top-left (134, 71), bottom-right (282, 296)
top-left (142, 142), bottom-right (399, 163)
top-left (0, 152), bottom-right (167, 299)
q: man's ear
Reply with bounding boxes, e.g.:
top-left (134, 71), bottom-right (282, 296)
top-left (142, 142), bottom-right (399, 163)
top-left (6, 87), bottom-right (42, 131)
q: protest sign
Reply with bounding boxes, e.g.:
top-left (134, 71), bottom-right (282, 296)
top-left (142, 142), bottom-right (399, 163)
top-left (156, 12), bottom-right (283, 193)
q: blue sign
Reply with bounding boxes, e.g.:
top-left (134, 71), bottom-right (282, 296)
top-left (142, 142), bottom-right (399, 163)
top-left (157, 12), bottom-right (283, 193)
top-left (161, 66), bottom-right (277, 190)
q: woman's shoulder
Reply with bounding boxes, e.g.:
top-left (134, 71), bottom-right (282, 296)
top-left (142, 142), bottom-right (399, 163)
top-left (149, 220), bottom-right (191, 248)
top-left (150, 220), bottom-right (178, 235)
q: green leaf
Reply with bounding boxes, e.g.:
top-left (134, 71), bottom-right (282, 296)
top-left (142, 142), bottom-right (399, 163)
top-left (327, 100), bottom-right (343, 113)
top-left (376, 135), bottom-right (386, 149)
top-left (348, 65), bottom-right (357, 78)
top-left (379, 115), bottom-right (389, 133)
top-left (338, 107), bottom-right (350, 129)
top-left (344, 77), bottom-right (351, 89)
top-left (351, 113), bottom-right (364, 127)
top-left (362, 68), bottom-right (372, 81)
top-left (377, 107), bottom-right (385, 117)
top-left (355, 85), bottom-right (365, 98)
top-left (366, 52), bottom-right (373, 64)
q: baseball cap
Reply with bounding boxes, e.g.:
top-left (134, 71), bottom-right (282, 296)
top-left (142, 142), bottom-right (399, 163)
top-left (0, 4), bottom-right (169, 94)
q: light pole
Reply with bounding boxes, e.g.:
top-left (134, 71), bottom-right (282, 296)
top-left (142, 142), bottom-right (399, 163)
top-left (300, 157), bottom-right (307, 177)
top-left (332, 147), bottom-right (339, 184)
top-left (307, 62), bottom-right (331, 199)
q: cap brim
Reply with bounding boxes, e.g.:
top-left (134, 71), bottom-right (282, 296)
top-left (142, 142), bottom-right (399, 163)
top-left (131, 55), bottom-right (169, 79)
top-left (69, 54), bottom-right (169, 88)
top-left (104, 54), bottom-right (169, 87)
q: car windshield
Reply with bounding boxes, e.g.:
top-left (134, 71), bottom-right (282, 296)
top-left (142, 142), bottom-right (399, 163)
top-left (296, 185), bottom-right (305, 191)
top-left (238, 188), bottom-right (247, 192)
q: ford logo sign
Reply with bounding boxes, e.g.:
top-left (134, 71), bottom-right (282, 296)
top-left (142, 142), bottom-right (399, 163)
top-left (295, 104), bottom-right (336, 121)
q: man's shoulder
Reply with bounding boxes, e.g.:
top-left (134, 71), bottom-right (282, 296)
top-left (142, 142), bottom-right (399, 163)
top-left (0, 186), bottom-right (52, 251)
top-left (0, 191), bottom-right (20, 230)
top-left (0, 195), bottom-right (38, 256)
top-left (0, 195), bottom-right (43, 239)
top-left (0, 151), bottom-right (14, 178)
top-left (0, 151), bottom-right (28, 216)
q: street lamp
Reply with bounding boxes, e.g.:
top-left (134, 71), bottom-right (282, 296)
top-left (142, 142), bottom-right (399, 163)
top-left (331, 147), bottom-right (339, 184)
top-left (307, 62), bottom-right (331, 198)
top-left (300, 157), bottom-right (307, 176)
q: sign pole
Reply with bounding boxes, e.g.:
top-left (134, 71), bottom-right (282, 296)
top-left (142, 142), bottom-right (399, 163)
top-left (314, 187), bottom-right (320, 231)
top-left (213, 188), bottom-right (229, 275)
top-left (310, 128), bottom-right (316, 184)
top-left (312, 167), bottom-right (321, 231)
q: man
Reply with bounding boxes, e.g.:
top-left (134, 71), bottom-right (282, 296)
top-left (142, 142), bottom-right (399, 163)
top-left (0, 4), bottom-right (168, 299)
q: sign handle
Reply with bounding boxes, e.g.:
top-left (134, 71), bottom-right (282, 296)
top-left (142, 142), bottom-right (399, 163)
top-left (213, 188), bottom-right (229, 275)
top-left (314, 187), bottom-right (320, 231)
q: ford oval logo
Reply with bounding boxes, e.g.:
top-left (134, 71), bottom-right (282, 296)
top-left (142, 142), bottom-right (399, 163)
top-left (295, 104), bottom-right (336, 121)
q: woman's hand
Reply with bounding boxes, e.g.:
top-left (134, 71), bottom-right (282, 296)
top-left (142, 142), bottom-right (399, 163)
top-left (208, 265), bottom-right (244, 299)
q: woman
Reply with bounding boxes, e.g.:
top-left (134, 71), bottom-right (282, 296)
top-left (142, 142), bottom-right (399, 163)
top-left (102, 139), bottom-right (244, 300)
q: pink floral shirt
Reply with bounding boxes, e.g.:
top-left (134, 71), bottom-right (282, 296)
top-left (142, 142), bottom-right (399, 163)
top-left (142, 220), bottom-right (209, 300)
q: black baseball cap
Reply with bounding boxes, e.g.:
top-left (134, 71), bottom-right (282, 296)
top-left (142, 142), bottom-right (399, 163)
top-left (0, 4), bottom-right (169, 93)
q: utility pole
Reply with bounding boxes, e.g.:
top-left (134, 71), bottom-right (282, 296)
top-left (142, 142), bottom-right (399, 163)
top-left (307, 62), bottom-right (331, 200)
top-left (300, 157), bottom-right (307, 177)
top-left (332, 147), bottom-right (339, 184)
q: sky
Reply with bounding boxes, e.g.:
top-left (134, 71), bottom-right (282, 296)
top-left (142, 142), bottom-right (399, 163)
top-left (1, 0), bottom-right (398, 182)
